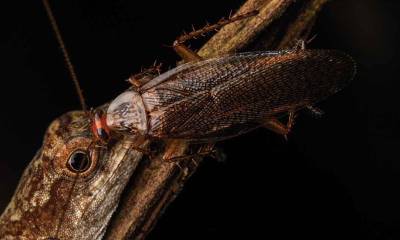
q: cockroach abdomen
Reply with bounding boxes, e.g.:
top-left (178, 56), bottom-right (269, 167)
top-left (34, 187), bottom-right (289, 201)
top-left (139, 50), bottom-right (355, 140)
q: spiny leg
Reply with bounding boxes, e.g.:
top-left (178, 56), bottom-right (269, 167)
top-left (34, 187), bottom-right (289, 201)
top-left (128, 61), bottom-right (162, 89)
top-left (262, 111), bottom-right (296, 140)
top-left (173, 10), bottom-right (259, 63)
top-left (163, 143), bottom-right (216, 163)
top-left (306, 105), bottom-right (324, 118)
top-left (293, 39), bottom-right (306, 51)
top-left (293, 34), bottom-right (317, 50)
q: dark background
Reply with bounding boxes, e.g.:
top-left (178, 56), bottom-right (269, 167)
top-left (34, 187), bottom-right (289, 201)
top-left (0, 0), bottom-right (397, 239)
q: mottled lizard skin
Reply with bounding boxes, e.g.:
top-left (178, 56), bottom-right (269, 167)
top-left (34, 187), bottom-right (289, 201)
top-left (0, 111), bottom-right (142, 240)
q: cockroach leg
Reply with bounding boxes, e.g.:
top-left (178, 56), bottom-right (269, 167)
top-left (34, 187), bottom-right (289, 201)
top-left (262, 111), bottom-right (297, 140)
top-left (287, 110), bottom-right (296, 139)
top-left (174, 162), bottom-right (190, 177)
top-left (306, 105), bottom-right (324, 118)
top-left (128, 74), bottom-right (152, 90)
top-left (262, 118), bottom-right (290, 137)
top-left (175, 162), bottom-right (184, 171)
top-left (128, 63), bottom-right (162, 89)
top-left (190, 158), bottom-right (199, 167)
top-left (293, 34), bottom-right (317, 50)
top-left (130, 145), bottom-right (152, 156)
top-left (173, 10), bottom-right (259, 62)
top-left (210, 147), bottom-right (227, 163)
top-left (293, 38), bottom-right (307, 50)
top-left (163, 151), bottom-right (207, 163)
top-left (172, 40), bottom-right (202, 62)
top-left (163, 143), bottom-right (216, 162)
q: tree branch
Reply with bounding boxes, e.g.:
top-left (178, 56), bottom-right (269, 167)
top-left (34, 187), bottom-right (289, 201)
top-left (104, 0), bottom-right (329, 239)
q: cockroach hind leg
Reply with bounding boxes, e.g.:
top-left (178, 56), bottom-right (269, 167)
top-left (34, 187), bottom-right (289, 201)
top-left (173, 10), bottom-right (259, 62)
top-left (209, 147), bottom-right (227, 163)
top-left (262, 111), bottom-right (297, 141)
top-left (293, 39), bottom-right (306, 50)
top-left (286, 110), bottom-right (297, 140)
top-left (293, 34), bottom-right (317, 50)
top-left (288, 111), bottom-right (297, 128)
top-left (306, 105), bottom-right (324, 118)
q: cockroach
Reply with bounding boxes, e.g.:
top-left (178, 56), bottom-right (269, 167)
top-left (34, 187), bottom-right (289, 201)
top-left (79, 7), bottom-right (355, 159)
top-left (100, 32), bottom-right (355, 158)
top-left (0, 0), bottom-right (356, 239)
top-left (106, 49), bottom-right (355, 142)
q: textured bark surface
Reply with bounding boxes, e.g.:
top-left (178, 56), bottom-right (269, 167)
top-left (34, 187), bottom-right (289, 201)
top-left (104, 0), bottom-right (329, 239)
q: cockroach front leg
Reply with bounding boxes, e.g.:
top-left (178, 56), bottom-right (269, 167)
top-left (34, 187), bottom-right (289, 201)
top-left (173, 10), bottom-right (259, 63)
top-left (128, 62), bottom-right (162, 89)
top-left (262, 111), bottom-right (296, 140)
top-left (293, 34), bottom-right (317, 50)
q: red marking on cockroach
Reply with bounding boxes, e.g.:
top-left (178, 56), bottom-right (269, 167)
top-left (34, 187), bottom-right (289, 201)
top-left (90, 110), bottom-right (111, 144)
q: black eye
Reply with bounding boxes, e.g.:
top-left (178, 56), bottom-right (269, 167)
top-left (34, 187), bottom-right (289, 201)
top-left (97, 128), bottom-right (110, 141)
top-left (67, 150), bottom-right (91, 173)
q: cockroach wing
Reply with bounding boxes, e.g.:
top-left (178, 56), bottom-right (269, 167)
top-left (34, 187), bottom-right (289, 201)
top-left (141, 50), bottom-right (355, 141)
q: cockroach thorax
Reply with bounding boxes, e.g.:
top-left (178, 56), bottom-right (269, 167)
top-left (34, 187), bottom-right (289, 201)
top-left (106, 90), bottom-right (148, 135)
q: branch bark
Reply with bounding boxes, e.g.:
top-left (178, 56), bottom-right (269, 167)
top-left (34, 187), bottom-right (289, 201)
top-left (104, 0), bottom-right (328, 239)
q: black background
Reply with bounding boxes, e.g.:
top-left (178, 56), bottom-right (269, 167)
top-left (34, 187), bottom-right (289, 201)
top-left (0, 0), bottom-right (397, 239)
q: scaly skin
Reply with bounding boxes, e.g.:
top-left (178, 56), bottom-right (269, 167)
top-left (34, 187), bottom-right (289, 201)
top-left (0, 111), bottom-right (142, 240)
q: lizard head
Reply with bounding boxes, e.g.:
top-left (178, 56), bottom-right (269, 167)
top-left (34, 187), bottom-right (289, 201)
top-left (0, 111), bottom-right (143, 240)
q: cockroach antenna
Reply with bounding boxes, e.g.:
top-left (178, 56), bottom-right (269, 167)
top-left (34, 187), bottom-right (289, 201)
top-left (42, 0), bottom-right (87, 111)
top-left (42, 1), bottom-right (88, 238)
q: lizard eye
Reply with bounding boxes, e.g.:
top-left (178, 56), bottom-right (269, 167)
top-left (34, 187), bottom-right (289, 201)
top-left (53, 137), bottom-right (99, 179)
top-left (67, 150), bottom-right (91, 173)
